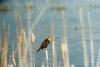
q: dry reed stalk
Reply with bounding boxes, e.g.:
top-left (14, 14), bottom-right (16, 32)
top-left (0, 35), bottom-right (1, 67)
top-left (79, 8), bottom-right (88, 67)
top-left (26, 1), bottom-right (34, 67)
top-left (1, 22), bottom-right (8, 67)
top-left (58, 62), bottom-right (61, 67)
top-left (45, 49), bottom-right (49, 67)
top-left (60, 8), bottom-right (70, 67)
top-left (52, 41), bottom-right (57, 67)
top-left (12, 50), bottom-right (16, 67)
top-left (26, 6), bottom-right (48, 67)
top-left (31, 32), bottom-right (35, 67)
top-left (50, 21), bottom-right (57, 67)
top-left (26, 3), bottom-right (48, 46)
top-left (14, 3), bottom-right (23, 60)
top-left (33, 53), bottom-right (35, 67)
top-left (20, 30), bottom-right (29, 67)
top-left (26, 0), bottom-right (33, 11)
top-left (41, 62), bottom-right (45, 67)
top-left (20, 30), bottom-right (26, 50)
top-left (18, 30), bottom-right (27, 67)
top-left (14, 0), bottom-right (22, 66)
top-left (61, 38), bottom-right (69, 67)
top-left (18, 32), bottom-right (23, 67)
top-left (1, 32), bottom-right (8, 67)
top-left (29, 47), bottom-right (33, 67)
top-left (0, 35), bottom-right (1, 50)
top-left (96, 50), bottom-right (100, 67)
top-left (71, 64), bottom-right (75, 67)
top-left (31, 33), bottom-right (35, 44)
top-left (8, 64), bottom-right (13, 67)
top-left (14, 2), bottom-right (22, 35)
top-left (23, 47), bottom-right (29, 67)
top-left (88, 12), bottom-right (94, 67)
top-left (26, 1), bottom-right (36, 67)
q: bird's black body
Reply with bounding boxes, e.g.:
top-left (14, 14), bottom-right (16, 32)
top-left (37, 36), bottom-right (53, 52)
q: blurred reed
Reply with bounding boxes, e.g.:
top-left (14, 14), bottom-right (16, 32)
top-left (45, 49), bottom-right (49, 67)
top-left (50, 21), bottom-right (57, 67)
top-left (79, 8), bottom-right (88, 67)
top-left (1, 25), bottom-right (9, 67)
top-left (61, 38), bottom-right (69, 67)
top-left (8, 54), bottom-right (13, 67)
top-left (71, 64), bottom-right (75, 67)
top-left (26, 1), bottom-right (33, 67)
top-left (58, 62), bottom-right (61, 67)
top-left (14, 0), bottom-right (27, 67)
top-left (96, 48), bottom-right (100, 67)
top-left (21, 30), bottom-right (29, 67)
top-left (88, 12), bottom-right (94, 67)
top-left (60, 6), bottom-right (70, 67)
top-left (8, 64), bottom-right (13, 67)
top-left (41, 62), bottom-right (45, 67)
top-left (12, 49), bottom-right (16, 67)
top-left (31, 32), bottom-right (36, 67)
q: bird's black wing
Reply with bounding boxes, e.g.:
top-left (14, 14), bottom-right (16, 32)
top-left (37, 39), bottom-right (50, 52)
top-left (40, 39), bottom-right (50, 48)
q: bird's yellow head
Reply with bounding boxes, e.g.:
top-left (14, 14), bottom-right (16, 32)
top-left (48, 36), bottom-right (53, 43)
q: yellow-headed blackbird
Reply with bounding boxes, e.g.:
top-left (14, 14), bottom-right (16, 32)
top-left (37, 36), bottom-right (53, 52)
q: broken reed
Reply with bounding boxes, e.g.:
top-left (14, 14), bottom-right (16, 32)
top-left (19, 30), bottom-right (29, 67)
top-left (18, 31), bottom-right (35, 66)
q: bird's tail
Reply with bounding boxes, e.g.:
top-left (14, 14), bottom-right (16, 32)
top-left (37, 48), bottom-right (41, 52)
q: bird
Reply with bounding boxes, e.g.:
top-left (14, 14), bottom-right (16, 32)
top-left (37, 36), bottom-right (53, 52)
